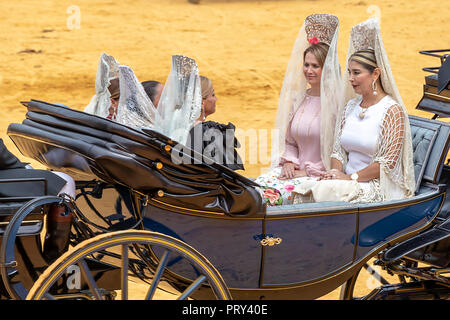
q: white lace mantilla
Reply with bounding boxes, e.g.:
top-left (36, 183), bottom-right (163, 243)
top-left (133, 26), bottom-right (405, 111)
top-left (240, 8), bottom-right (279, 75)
top-left (84, 53), bottom-right (120, 118)
top-left (85, 53), bottom-right (202, 146)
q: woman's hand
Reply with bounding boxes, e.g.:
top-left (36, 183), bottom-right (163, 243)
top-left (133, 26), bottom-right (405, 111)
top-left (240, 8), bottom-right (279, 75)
top-left (292, 170), bottom-right (307, 178)
top-left (278, 162), bottom-right (300, 180)
top-left (320, 169), bottom-right (350, 180)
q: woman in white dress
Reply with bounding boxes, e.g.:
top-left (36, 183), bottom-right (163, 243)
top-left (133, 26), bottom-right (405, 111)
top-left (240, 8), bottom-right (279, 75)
top-left (293, 18), bottom-right (415, 204)
top-left (255, 13), bottom-right (344, 205)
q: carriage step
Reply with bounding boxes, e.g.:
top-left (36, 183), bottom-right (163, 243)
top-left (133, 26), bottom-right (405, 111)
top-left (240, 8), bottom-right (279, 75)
top-left (383, 219), bottom-right (450, 262)
top-left (108, 217), bottom-right (138, 231)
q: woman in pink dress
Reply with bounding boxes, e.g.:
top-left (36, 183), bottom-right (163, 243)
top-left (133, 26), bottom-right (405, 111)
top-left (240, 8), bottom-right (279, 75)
top-left (255, 14), bottom-right (343, 205)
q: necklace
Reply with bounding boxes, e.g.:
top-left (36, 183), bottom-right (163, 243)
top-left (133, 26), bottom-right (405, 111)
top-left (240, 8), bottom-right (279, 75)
top-left (359, 94), bottom-right (386, 119)
top-left (359, 107), bottom-right (368, 119)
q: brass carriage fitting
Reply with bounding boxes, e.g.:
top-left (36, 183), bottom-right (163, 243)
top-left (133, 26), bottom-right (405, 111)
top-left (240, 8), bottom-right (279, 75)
top-left (157, 190), bottom-right (164, 197)
top-left (164, 145), bottom-right (171, 152)
top-left (0, 260), bottom-right (17, 268)
top-left (260, 236), bottom-right (282, 246)
top-left (156, 162), bottom-right (163, 170)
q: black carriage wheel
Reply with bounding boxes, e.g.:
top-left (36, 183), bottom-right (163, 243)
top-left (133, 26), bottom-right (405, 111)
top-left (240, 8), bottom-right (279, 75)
top-left (0, 195), bottom-right (68, 300)
top-left (340, 259), bottom-right (393, 300)
top-left (26, 230), bottom-right (232, 300)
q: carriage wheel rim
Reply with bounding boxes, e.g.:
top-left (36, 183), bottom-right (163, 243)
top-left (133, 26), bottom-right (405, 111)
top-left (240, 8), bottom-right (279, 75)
top-left (0, 195), bottom-right (63, 300)
top-left (27, 230), bottom-right (231, 300)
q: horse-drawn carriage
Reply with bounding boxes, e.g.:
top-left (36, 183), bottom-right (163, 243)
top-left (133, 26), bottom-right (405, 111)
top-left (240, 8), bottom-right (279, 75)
top-left (0, 50), bottom-right (449, 300)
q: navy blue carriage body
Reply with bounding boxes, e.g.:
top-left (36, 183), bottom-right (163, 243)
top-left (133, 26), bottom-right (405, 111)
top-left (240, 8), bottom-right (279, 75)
top-left (7, 100), bottom-right (264, 217)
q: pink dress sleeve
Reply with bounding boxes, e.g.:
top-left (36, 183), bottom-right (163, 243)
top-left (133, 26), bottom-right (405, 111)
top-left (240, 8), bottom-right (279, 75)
top-left (279, 95), bottom-right (324, 174)
top-left (304, 160), bottom-right (325, 177)
top-left (279, 119), bottom-right (301, 168)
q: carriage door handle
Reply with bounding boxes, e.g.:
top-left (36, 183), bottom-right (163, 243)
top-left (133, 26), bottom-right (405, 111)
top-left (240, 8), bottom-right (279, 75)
top-left (260, 236), bottom-right (282, 246)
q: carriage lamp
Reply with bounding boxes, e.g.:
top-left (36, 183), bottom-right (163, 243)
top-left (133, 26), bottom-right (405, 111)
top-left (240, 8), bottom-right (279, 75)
top-left (156, 162), bottom-right (163, 170)
top-left (164, 145), bottom-right (171, 152)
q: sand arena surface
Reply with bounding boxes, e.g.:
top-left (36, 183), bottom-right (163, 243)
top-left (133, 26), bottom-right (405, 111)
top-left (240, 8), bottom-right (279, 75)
top-left (0, 0), bottom-right (449, 299)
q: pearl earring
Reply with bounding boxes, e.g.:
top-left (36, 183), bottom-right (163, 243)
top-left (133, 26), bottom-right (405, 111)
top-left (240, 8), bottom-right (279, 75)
top-left (372, 80), bottom-right (378, 96)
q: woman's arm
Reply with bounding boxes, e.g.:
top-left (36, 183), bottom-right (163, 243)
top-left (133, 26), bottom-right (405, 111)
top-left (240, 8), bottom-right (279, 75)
top-left (279, 128), bottom-right (299, 166)
top-left (330, 157), bottom-right (343, 172)
top-left (330, 162), bottom-right (380, 181)
top-left (278, 118), bottom-right (301, 179)
top-left (375, 104), bottom-right (406, 172)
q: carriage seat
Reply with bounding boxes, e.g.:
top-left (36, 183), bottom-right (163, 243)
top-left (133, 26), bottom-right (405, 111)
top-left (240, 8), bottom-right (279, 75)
top-left (410, 119), bottom-right (437, 193)
top-left (0, 198), bottom-right (43, 236)
top-left (409, 115), bottom-right (450, 193)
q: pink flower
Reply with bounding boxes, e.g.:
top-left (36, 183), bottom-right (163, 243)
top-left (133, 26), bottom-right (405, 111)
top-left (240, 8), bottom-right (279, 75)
top-left (284, 184), bottom-right (295, 192)
top-left (308, 37), bottom-right (319, 45)
top-left (263, 189), bottom-right (281, 205)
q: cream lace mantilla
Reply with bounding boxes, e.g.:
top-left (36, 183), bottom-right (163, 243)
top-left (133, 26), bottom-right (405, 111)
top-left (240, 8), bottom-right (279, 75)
top-left (273, 13), bottom-right (343, 170)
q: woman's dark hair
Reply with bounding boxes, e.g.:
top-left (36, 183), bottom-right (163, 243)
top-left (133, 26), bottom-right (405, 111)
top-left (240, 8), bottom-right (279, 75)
top-left (349, 49), bottom-right (384, 91)
top-left (349, 49), bottom-right (378, 73)
top-left (141, 80), bottom-right (162, 103)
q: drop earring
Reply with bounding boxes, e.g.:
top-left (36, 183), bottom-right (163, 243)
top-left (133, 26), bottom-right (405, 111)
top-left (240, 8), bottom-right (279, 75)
top-left (372, 80), bottom-right (378, 96)
top-left (202, 102), bottom-right (206, 121)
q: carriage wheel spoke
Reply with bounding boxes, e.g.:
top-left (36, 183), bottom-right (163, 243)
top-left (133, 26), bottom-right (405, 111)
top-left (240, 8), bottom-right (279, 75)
top-left (177, 275), bottom-right (206, 300)
top-left (44, 293), bottom-right (56, 300)
top-left (145, 250), bottom-right (170, 300)
top-left (78, 259), bottom-right (103, 300)
top-left (363, 263), bottom-right (390, 285)
top-left (27, 231), bottom-right (231, 301)
top-left (121, 244), bottom-right (129, 300)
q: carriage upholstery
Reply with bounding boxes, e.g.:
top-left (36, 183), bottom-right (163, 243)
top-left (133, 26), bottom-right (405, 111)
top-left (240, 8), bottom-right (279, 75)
top-left (7, 100), bottom-right (264, 217)
top-left (409, 116), bottom-right (439, 192)
top-left (409, 115), bottom-right (450, 189)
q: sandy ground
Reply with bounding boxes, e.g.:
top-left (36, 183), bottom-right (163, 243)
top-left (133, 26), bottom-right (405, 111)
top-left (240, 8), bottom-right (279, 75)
top-left (0, 0), bottom-right (449, 300)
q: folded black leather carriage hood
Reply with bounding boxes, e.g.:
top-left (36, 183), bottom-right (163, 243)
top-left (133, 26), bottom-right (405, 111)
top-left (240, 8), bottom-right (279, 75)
top-left (7, 100), bottom-right (264, 217)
